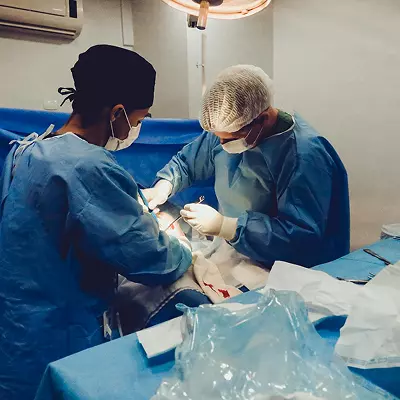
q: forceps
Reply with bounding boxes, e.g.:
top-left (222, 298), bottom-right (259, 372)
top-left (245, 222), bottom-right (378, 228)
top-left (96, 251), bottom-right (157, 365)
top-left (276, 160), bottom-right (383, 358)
top-left (164, 196), bottom-right (205, 231)
top-left (363, 248), bottom-right (392, 266)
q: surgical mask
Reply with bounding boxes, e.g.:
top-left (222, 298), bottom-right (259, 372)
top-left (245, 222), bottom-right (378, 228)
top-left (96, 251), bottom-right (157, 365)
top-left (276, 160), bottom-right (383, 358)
top-left (106, 108), bottom-right (141, 151)
top-left (221, 125), bottom-right (264, 154)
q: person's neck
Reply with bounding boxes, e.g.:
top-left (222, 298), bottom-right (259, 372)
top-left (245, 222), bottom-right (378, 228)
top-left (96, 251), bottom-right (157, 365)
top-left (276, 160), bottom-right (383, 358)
top-left (263, 108), bottom-right (279, 135)
top-left (56, 114), bottom-right (108, 147)
top-left (254, 107), bottom-right (279, 144)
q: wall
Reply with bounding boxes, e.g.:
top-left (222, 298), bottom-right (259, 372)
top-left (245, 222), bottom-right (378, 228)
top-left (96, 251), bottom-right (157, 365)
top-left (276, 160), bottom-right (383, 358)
top-left (186, 8), bottom-right (274, 118)
top-left (0, 0), bottom-right (128, 112)
top-left (130, 0), bottom-right (190, 118)
top-left (0, 0), bottom-right (274, 119)
top-left (131, 0), bottom-right (274, 119)
top-left (273, 0), bottom-right (400, 248)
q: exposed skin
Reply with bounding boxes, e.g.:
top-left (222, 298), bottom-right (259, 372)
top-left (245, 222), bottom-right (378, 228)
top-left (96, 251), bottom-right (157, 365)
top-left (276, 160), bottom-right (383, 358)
top-left (56, 104), bottom-right (150, 147)
top-left (213, 107), bottom-right (279, 146)
top-left (156, 211), bottom-right (185, 236)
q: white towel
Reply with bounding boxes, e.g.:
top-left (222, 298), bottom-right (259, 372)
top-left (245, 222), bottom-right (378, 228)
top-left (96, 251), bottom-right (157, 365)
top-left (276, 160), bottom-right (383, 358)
top-left (200, 237), bottom-right (270, 290)
top-left (192, 251), bottom-right (242, 303)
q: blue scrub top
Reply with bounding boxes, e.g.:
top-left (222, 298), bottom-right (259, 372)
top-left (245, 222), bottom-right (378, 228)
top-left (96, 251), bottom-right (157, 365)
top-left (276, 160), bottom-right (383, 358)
top-left (0, 133), bottom-right (192, 400)
top-left (157, 114), bottom-right (350, 268)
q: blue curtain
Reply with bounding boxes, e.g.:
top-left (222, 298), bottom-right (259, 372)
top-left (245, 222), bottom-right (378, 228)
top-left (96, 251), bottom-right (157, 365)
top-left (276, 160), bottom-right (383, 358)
top-left (0, 108), bottom-right (218, 208)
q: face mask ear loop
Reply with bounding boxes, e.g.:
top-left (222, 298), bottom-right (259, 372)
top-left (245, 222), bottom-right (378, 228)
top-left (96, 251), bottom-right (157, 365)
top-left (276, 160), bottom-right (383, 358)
top-left (253, 125), bottom-right (265, 146)
top-left (243, 127), bottom-right (254, 146)
top-left (109, 120), bottom-right (116, 138)
top-left (122, 108), bottom-right (133, 130)
top-left (245, 122), bottom-right (265, 147)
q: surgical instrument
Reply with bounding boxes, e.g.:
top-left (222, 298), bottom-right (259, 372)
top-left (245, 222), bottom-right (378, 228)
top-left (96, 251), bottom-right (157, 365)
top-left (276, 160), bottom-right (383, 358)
top-left (363, 248), bottom-right (391, 265)
top-left (336, 277), bottom-right (370, 285)
top-left (165, 196), bottom-right (205, 231)
top-left (138, 187), bottom-right (158, 223)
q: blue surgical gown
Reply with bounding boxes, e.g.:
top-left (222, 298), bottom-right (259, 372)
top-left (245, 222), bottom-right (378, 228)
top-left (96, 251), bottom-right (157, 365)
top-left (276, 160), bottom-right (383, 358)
top-left (157, 114), bottom-right (350, 267)
top-left (0, 134), bottom-right (192, 400)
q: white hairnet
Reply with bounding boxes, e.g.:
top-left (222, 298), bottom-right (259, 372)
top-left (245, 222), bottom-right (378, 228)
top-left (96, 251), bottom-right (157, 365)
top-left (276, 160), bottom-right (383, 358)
top-left (200, 65), bottom-right (273, 133)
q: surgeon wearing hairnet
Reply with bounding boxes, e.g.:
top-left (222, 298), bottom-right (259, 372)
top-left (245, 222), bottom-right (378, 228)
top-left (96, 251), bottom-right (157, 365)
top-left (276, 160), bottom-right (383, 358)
top-left (144, 65), bottom-right (350, 268)
top-left (0, 45), bottom-right (192, 400)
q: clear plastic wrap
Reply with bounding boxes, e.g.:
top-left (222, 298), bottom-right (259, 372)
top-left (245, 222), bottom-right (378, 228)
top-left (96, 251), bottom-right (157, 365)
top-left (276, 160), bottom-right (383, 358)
top-left (152, 290), bottom-right (397, 400)
top-left (381, 223), bottom-right (400, 240)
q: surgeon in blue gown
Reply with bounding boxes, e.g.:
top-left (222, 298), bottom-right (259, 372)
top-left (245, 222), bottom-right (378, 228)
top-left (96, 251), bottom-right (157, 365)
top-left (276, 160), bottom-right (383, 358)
top-left (0, 45), bottom-right (192, 400)
top-left (144, 65), bottom-right (350, 268)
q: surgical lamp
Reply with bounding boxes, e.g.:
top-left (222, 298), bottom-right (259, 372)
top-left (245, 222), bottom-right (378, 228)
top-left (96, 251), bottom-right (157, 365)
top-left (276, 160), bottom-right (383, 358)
top-left (161, 0), bottom-right (272, 30)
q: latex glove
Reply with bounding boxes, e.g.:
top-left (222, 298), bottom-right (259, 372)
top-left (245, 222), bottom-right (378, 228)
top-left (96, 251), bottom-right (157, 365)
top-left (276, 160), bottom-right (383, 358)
top-left (141, 180), bottom-right (173, 211)
top-left (180, 203), bottom-right (238, 241)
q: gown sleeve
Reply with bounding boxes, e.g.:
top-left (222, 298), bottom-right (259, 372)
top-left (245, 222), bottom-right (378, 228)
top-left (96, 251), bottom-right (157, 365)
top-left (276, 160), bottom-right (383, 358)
top-left (230, 156), bottom-right (336, 268)
top-left (69, 156), bottom-right (192, 286)
top-left (156, 132), bottom-right (219, 195)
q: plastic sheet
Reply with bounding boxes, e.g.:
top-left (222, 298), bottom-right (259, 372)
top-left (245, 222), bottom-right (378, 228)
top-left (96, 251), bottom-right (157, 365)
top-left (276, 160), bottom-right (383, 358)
top-left (381, 224), bottom-right (400, 240)
top-left (152, 290), bottom-right (397, 400)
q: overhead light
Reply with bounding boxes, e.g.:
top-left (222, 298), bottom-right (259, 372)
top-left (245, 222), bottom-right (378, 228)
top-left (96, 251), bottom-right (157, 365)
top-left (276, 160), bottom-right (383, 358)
top-left (197, 0), bottom-right (210, 30)
top-left (162, 0), bottom-right (271, 29)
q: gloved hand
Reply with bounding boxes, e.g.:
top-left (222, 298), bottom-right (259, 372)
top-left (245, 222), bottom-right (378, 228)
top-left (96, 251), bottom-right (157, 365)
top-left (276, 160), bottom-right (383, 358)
top-left (180, 203), bottom-right (238, 241)
top-left (142, 180), bottom-right (173, 211)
